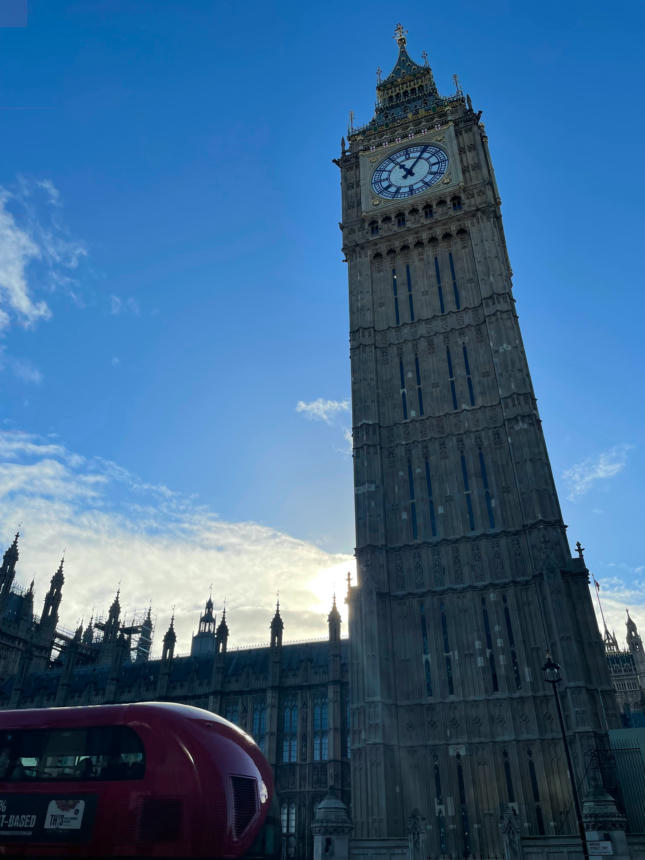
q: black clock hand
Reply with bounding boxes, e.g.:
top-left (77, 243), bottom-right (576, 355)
top-left (404, 147), bottom-right (428, 177)
top-left (397, 148), bottom-right (428, 180)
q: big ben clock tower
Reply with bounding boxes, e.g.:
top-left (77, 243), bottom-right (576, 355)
top-left (338, 26), bottom-right (619, 857)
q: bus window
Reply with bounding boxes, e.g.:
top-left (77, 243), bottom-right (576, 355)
top-left (0, 726), bottom-right (145, 781)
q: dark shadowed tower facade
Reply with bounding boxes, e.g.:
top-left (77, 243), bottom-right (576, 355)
top-left (338, 26), bottom-right (619, 857)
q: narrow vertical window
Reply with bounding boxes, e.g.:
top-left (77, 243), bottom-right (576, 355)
top-left (478, 450), bottom-right (495, 528)
top-left (503, 751), bottom-right (515, 802)
top-left (281, 699), bottom-right (298, 763)
top-left (434, 256), bottom-right (445, 313)
top-left (447, 347), bottom-right (458, 410)
top-left (528, 750), bottom-right (545, 835)
top-left (313, 696), bottom-right (329, 761)
top-left (433, 754), bottom-right (447, 854)
top-left (252, 702), bottom-right (267, 753)
top-left (399, 359), bottom-right (408, 419)
top-left (503, 596), bottom-right (522, 689)
top-left (420, 606), bottom-right (432, 696)
top-left (392, 268), bottom-right (400, 325)
top-left (282, 802), bottom-right (296, 835)
top-left (424, 459), bottom-right (437, 537)
top-left (449, 252), bottom-right (461, 310)
top-left (406, 263), bottom-right (415, 322)
top-left (462, 345), bottom-right (475, 405)
top-left (414, 354), bottom-right (424, 416)
top-left (345, 701), bottom-right (351, 759)
top-left (456, 755), bottom-right (471, 857)
top-left (482, 597), bottom-right (499, 692)
top-left (460, 454), bottom-right (475, 530)
top-left (408, 460), bottom-right (418, 540)
top-left (440, 602), bottom-right (454, 695)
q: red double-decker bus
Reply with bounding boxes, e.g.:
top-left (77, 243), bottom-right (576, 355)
top-left (0, 701), bottom-right (272, 857)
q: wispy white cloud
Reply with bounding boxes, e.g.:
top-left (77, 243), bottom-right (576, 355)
top-left (0, 189), bottom-right (50, 329)
top-left (0, 430), bottom-right (354, 656)
top-left (562, 444), bottom-right (633, 501)
top-left (0, 177), bottom-right (86, 333)
top-left (109, 295), bottom-right (140, 316)
top-left (0, 347), bottom-right (42, 384)
top-left (296, 398), bottom-right (350, 424)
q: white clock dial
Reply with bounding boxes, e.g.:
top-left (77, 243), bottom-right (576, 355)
top-left (371, 144), bottom-right (448, 199)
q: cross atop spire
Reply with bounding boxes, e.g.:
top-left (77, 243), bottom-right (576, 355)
top-left (394, 23), bottom-right (407, 48)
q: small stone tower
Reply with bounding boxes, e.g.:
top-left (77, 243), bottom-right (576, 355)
top-left (191, 596), bottom-right (217, 657)
top-left (270, 599), bottom-right (283, 649)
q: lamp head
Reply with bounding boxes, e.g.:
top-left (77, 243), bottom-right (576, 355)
top-left (542, 653), bottom-right (562, 684)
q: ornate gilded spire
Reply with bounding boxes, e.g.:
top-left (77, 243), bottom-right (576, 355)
top-left (368, 25), bottom-right (441, 130)
top-left (394, 23), bottom-right (407, 48)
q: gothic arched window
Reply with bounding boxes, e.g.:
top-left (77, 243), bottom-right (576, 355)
top-left (252, 702), bottom-right (266, 753)
top-left (313, 696), bottom-right (328, 761)
top-left (281, 699), bottom-right (298, 763)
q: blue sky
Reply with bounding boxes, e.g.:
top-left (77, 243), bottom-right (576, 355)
top-left (0, 0), bottom-right (643, 653)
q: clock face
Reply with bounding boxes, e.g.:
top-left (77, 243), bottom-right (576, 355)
top-left (371, 144), bottom-right (449, 199)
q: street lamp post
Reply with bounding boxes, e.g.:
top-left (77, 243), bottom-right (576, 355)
top-left (542, 654), bottom-right (589, 860)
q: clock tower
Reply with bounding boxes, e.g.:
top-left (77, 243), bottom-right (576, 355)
top-left (338, 26), bottom-right (619, 857)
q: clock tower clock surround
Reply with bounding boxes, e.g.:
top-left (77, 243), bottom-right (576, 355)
top-left (337, 27), bottom-right (619, 857)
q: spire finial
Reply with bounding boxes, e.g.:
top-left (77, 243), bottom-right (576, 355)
top-left (421, 49), bottom-right (428, 67)
top-left (376, 66), bottom-right (382, 84)
top-left (575, 541), bottom-right (585, 561)
top-left (394, 23), bottom-right (407, 48)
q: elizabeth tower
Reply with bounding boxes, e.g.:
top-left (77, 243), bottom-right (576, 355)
top-left (338, 26), bottom-right (619, 857)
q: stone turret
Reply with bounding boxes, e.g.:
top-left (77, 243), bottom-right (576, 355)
top-left (191, 596), bottom-right (217, 657)
top-left (270, 599), bottom-right (283, 649)
top-left (328, 594), bottom-right (341, 644)
top-left (216, 607), bottom-right (229, 655)
top-left (39, 558), bottom-right (64, 635)
top-left (161, 614), bottom-right (176, 662)
top-left (626, 609), bottom-right (645, 674)
top-left (0, 533), bottom-right (19, 602)
top-left (101, 590), bottom-right (121, 643)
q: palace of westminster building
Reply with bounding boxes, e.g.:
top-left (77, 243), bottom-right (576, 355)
top-left (1, 26), bottom-right (644, 860)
